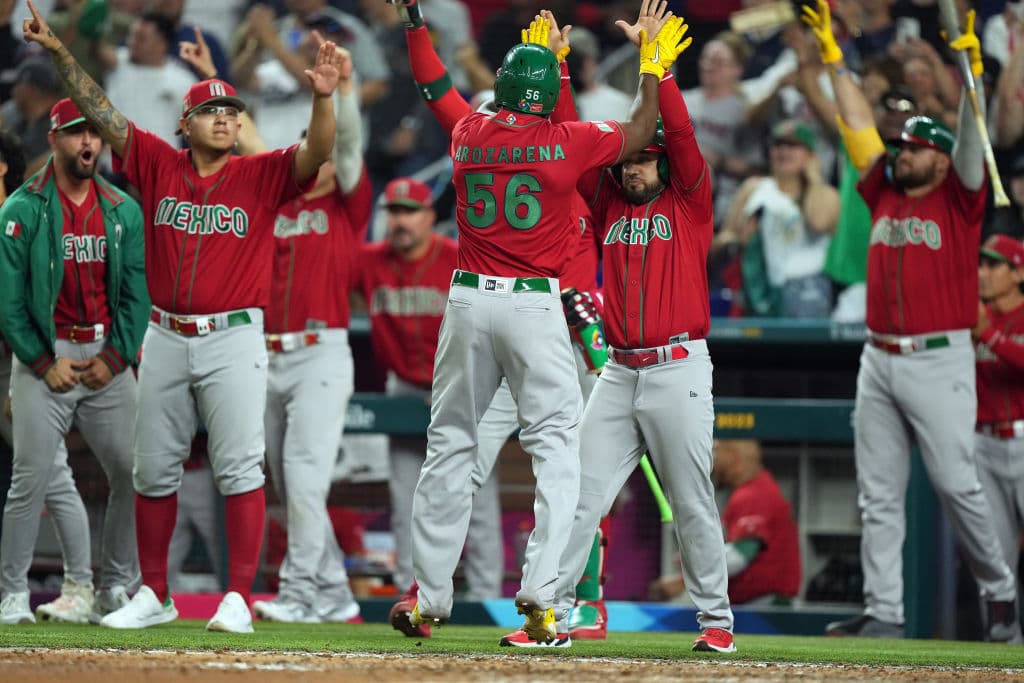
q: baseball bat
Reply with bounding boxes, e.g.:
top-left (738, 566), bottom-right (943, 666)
top-left (640, 454), bottom-right (673, 523)
top-left (937, 0), bottom-right (1011, 207)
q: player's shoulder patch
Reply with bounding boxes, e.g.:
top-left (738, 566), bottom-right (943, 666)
top-left (4, 221), bottom-right (21, 238)
top-left (594, 122), bottom-right (615, 133)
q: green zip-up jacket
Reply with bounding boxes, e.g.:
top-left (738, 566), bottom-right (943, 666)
top-left (0, 158), bottom-right (149, 377)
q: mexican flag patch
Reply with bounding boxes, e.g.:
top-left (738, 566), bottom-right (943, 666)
top-left (4, 221), bottom-right (20, 238)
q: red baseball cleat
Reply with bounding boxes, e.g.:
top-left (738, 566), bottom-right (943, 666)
top-left (389, 596), bottom-right (431, 638)
top-left (499, 628), bottom-right (571, 648)
top-left (692, 627), bottom-right (736, 653)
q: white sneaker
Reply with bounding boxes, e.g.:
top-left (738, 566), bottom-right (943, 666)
top-left (100, 585), bottom-right (177, 629)
top-left (0, 592), bottom-right (35, 625)
top-left (317, 598), bottom-right (361, 623)
top-left (207, 591), bottom-right (253, 633)
top-left (253, 598), bottom-right (319, 623)
top-left (36, 580), bottom-right (94, 623)
top-left (89, 586), bottom-right (130, 625)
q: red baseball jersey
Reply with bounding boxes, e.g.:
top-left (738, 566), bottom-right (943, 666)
top-left (355, 234), bottom-right (458, 387)
top-left (975, 301), bottom-right (1024, 425)
top-left (582, 75), bottom-right (713, 349)
top-left (857, 158), bottom-right (985, 335)
top-left (53, 184), bottom-right (111, 328)
top-left (265, 171), bottom-right (372, 333)
top-left (113, 123), bottom-right (308, 314)
top-left (723, 469), bottom-right (801, 604)
top-left (450, 111), bottom-right (624, 278)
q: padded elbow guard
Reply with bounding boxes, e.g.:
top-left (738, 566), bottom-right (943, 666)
top-left (837, 116), bottom-right (886, 172)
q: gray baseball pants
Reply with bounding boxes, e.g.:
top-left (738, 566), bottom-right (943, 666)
top-left (854, 334), bottom-right (1016, 625)
top-left (412, 275), bottom-right (582, 618)
top-left (263, 330), bottom-right (354, 606)
top-left (1, 338), bottom-right (139, 595)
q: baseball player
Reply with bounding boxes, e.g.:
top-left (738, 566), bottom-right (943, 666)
top-left (21, 0), bottom-right (343, 633)
top-left (389, 0), bottom-right (614, 642)
top-left (0, 98), bottom-right (147, 625)
top-left (402, 7), bottom-right (684, 647)
top-left (548, 4), bottom-right (737, 654)
top-left (250, 47), bottom-right (370, 625)
top-left (973, 234), bottom-right (1024, 643)
top-left (353, 177), bottom-right (503, 637)
top-left (803, 1), bottom-right (1018, 640)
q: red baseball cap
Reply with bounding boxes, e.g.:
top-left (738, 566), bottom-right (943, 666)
top-left (981, 234), bottom-right (1024, 267)
top-left (383, 178), bottom-right (433, 210)
top-left (181, 79), bottom-right (246, 119)
top-left (49, 98), bottom-right (87, 131)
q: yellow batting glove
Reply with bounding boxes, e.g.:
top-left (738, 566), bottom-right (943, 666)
top-left (554, 43), bottom-right (570, 62)
top-left (949, 9), bottom-right (983, 78)
top-left (521, 17), bottom-right (550, 48)
top-left (801, 0), bottom-right (843, 65)
top-left (639, 16), bottom-right (691, 79)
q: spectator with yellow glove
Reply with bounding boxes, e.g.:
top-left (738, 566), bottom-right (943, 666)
top-left (803, 0), bottom-right (1019, 641)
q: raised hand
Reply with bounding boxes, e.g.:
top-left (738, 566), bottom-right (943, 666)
top-left (179, 26), bottom-right (217, 80)
top-left (23, 0), bottom-right (61, 51)
top-left (541, 10), bottom-right (571, 62)
top-left (305, 34), bottom-right (341, 96)
top-left (616, 0), bottom-right (673, 49)
top-left (948, 9), bottom-right (983, 77)
top-left (639, 15), bottom-right (691, 79)
top-left (801, 0), bottom-right (843, 64)
top-left (521, 14), bottom-right (550, 48)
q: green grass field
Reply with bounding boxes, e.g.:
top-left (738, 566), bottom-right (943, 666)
top-left (2, 621), bottom-right (1024, 670)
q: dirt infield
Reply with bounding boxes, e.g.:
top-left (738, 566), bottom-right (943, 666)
top-left (1, 649), bottom-right (1021, 683)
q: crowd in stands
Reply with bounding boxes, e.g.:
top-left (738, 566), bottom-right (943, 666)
top-left (2, 0), bottom-right (1024, 323)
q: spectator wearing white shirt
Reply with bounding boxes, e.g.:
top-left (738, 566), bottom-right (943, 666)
top-left (106, 12), bottom-right (197, 145)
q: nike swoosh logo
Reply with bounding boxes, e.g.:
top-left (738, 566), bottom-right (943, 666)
top-left (651, 44), bottom-right (660, 64)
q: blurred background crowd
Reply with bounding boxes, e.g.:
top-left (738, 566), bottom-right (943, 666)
top-left (2, 0), bottom-right (1024, 323)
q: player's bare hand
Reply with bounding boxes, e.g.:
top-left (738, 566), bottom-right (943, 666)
top-left (23, 0), bottom-right (62, 51)
top-left (78, 356), bottom-right (114, 390)
top-left (43, 357), bottom-right (81, 393)
top-left (179, 26), bottom-right (217, 80)
top-left (972, 302), bottom-right (990, 339)
top-left (540, 10), bottom-right (571, 61)
top-left (305, 35), bottom-right (341, 97)
top-left (615, 0), bottom-right (672, 49)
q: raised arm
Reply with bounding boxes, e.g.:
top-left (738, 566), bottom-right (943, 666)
top-left (802, 0), bottom-right (884, 177)
top-left (617, 6), bottom-right (692, 157)
top-left (23, 0), bottom-right (129, 156)
top-left (948, 10), bottom-right (986, 191)
top-left (395, 0), bottom-right (471, 133)
top-left (658, 72), bottom-right (705, 193)
top-left (330, 48), bottom-right (363, 194)
top-left (294, 37), bottom-right (341, 184)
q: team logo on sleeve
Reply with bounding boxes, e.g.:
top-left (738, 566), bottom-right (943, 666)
top-left (4, 221), bottom-right (21, 238)
top-left (595, 122), bottom-right (614, 133)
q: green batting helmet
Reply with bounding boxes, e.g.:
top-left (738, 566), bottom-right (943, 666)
top-left (900, 116), bottom-right (955, 155)
top-left (494, 43), bottom-right (560, 116)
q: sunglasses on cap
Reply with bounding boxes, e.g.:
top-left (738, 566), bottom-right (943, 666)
top-left (884, 96), bottom-right (915, 113)
top-left (187, 104), bottom-right (240, 119)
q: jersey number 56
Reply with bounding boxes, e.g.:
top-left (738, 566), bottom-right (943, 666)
top-left (464, 172), bottom-right (542, 231)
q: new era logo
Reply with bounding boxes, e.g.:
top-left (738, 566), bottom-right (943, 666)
top-left (689, 391), bottom-right (698, 397)
top-left (5, 221), bottom-right (21, 238)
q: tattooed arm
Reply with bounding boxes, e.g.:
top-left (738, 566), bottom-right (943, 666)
top-left (23, 0), bottom-right (130, 156)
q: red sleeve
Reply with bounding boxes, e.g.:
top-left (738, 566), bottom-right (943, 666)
top-left (979, 325), bottom-right (1024, 371)
top-left (550, 60), bottom-right (579, 124)
top-left (855, 155), bottom-right (889, 208)
top-left (660, 74), bottom-right (709, 204)
top-left (235, 144), bottom-right (310, 208)
top-left (560, 119), bottom-right (626, 172)
top-left (723, 491), bottom-right (772, 544)
top-left (342, 166), bottom-right (373, 244)
top-left (112, 123), bottom-right (178, 192)
top-left (405, 25), bottom-right (471, 133)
